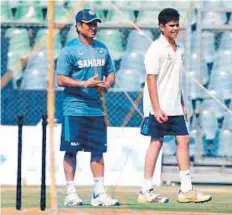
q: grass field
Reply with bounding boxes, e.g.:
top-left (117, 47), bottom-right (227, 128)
top-left (1, 185), bottom-right (232, 215)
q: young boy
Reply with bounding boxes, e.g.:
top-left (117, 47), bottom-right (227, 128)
top-left (138, 8), bottom-right (212, 204)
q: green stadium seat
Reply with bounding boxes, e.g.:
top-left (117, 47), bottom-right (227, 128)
top-left (136, 11), bottom-right (159, 26)
top-left (202, 0), bottom-right (227, 25)
top-left (200, 109), bottom-right (218, 140)
top-left (37, 0), bottom-right (48, 9)
top-left (54, 1), bottom-right (72, 24)
top-left (222, 113), bottom-right (232, 130)
top-left (95, 10), bottom-right (106, 22)
top-left (96, 29), bottom-right (124, 60)
top-left (219, 32), bottom-right (232, 51)
top-left (14, 1), bottom-right (44, 23)
top-left (7, 53), bottom-right (23, 88)
top-left (126, 30), bottom-right (153, 54)
top-left (133, 0), bottom-right (176, 8)
top-left (21, 51), bottom-right (48, 89)
top-left (188, 53), bottom-right (209, 99)
top-left (5, 28), bottom-right (31, 59)
top-left (218, 129), bottom-right (232, 157)
top-left (105, 10), bottom-right (135, 24)
top-left (116, 68), bottom-right (144, 91)
top-left (1, 1), bottom-right (14, 22)
top-left (111, 0), bottom-right (131, 7)
top-left (33, 29), bottom-right (62, 59)
top-left (66, 26), bottom-right (78, 43)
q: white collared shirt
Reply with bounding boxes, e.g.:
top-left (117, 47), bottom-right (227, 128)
top-left (144, 34), bottom-right (184, 116)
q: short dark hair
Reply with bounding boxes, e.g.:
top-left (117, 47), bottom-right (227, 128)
top-left (158, 8), bottom-right (180, 25)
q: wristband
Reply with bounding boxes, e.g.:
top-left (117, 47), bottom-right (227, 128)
top-left (81, 81), bottom-right (87, 88)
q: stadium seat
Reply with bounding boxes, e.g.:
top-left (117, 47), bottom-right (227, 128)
top-left (21, 51), bottom-right (48, 89)
top-left (14, 1), bottom-right (44, 23)
top-left (218, 129), bottom-right (232, 157)
top-left (203, 0), bottom-right (225, 9)
top-left (95, 10), bottom-right (106, 23)
top-left (96, 29), bottom-right (124, 61)
top-left (202, 31), bottom-right (216, 63)
top-left (222, 0), bottom-right (232, 8)
top-left (48, 1), bottom-right (72, 24)
top-left (136, 11), bottom-right (160, 26)
top-left (116, 68), bottom-right (144, 91)
top-left (229, 16), bottom-right (232, 24)
top-left (66, 26), bottom-right (77, 43)
top-left (93, 1), bottom-right (113, 8)
top-left (219, 32), bottom-right (232, 51)
top-left (33, 29), bottom-right (62, 59)
top-left (105, 10), bottom-right (135, 24)
top-left (126, 29), bottom-right (153, 54)
top-left (209, 50), bottom-right (232, 100)
top-left (202, 0), bottom-right (227, 25)
top-left (8, 0), bottom-right (20, 8)
top-left (5, 28), bottom-right (31, 59)
top-left (163, 136), bottom-right (176, 156)
top-left (222, 113), bottom-right (232, 130)
top-left (133, 0), bottom-right (176, 8)
top-left (37, 0), bottom-right (48, 9)
top-left (1, 1), bottom-right (14, 22)
top-left (175, 0), bottom-right (192, 9)
top-left (202, 99), bottom-right (225, 119)
top-left (110, 0), bottom-right (131, 7)
top-left (187, 53), bottom-right (209, 99)
top-left (202, 11), bottom-right (227, 25)
top-left (21, 28), bottom-right (61, 89)
top-left (54, 2), bottom-right (72, 24)
top-left (65, 0), bottom-right (85, 15)
top-left (178, 9), bottom-right (192, 27)
top-left (120, 51), bottom-right (146, 74)
top-left (7, 53), bottom-right (23, 88)
top-left (189, 129), bottom-right (197, 158)
top-left (189, 53), bottom-right (209, 85)
top-left (200, 110), bottom-right (218, 140)
top-left (191, 31), bottom-right (216, 64)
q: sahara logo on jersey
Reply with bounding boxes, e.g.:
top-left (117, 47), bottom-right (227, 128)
top-left (70, 142), bottom-right (80, 146)
top-left (78, 59), bottom-right (105, 68)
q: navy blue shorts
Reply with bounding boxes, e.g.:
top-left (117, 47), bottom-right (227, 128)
top-left (150, 115), bottom-right (188, 139)
top-left (60, 116), bottom-right (107, 153)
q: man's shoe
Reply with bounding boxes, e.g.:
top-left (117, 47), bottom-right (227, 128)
top-left (177, 190), bottom-right (212, 203)
top-left (90, 192), bottom-right (120, 206)
top-left (64, 192), bottom-right (83, 206)
top-left (137, 189), bottom-right (169, 203)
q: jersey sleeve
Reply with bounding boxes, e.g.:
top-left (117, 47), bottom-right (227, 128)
top-left (103, 48), bottom-right (116, 76)
top-left (56, 47), bottom-right (72, 76)
top-left (144, 43), bottom-right (160, 75)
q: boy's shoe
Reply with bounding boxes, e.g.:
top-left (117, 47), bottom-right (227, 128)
top-left (90, 192), bottom-right (120, 206)
top-left (137, 189), bottom-right (169, 203)
top-left (177, 190), bottom-right (212, 203)
top-left (64, 192), bottom-right (83, 206)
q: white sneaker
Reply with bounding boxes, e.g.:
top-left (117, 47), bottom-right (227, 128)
top-left (137, 189), bottom-right (169, 204)
top-left (177, 190), bottom-right (212, 203)
top-left (64, 192), bottom-right (83, 206)
top-left (91, 192), bottom-right (120, 207)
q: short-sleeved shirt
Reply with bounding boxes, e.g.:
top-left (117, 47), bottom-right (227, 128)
top-left (144, 34), bottom-right (184, 116)
top-left (56, 37), bottom-right (115, 116)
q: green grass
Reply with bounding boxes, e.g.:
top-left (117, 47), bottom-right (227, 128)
top-left (2, 185), bottom-right (232, 213)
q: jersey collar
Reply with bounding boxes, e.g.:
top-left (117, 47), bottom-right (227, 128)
top-left (159, 34), bottom-right (180, 48)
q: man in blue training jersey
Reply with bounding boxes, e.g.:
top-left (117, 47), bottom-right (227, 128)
top-left (56, 9), bottom-right (119, 207)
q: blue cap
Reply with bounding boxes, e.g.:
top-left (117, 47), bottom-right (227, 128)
top-left (75, 9), bottom-right (102, 23)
